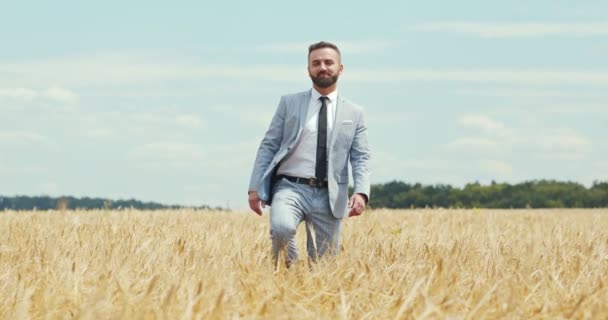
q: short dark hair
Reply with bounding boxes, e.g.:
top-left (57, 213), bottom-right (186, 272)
top-left (308, 41), bottom-right (341, 57)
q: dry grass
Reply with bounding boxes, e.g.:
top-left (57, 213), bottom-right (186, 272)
top-left (0, 208), bottom-right (607, 319)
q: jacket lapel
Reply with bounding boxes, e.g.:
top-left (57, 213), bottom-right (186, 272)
top-left (297, 90), bottom-right (312, 137)
top-left (329, 96), bottom-right (346, 148)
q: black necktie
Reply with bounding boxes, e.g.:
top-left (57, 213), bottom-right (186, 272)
top-left (316, 97), bottom-right (328, 181)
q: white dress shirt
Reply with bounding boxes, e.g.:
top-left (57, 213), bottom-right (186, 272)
top-left (277, 88), bottom-right (337, 179)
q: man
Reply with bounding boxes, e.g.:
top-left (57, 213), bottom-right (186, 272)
top-left (248, 41), bottom-right (371, 267)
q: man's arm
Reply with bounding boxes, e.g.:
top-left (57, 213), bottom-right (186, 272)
top-left (348, 108), bottom-right (371, 216)
top-left (248, 97), bottom-right (286, 214)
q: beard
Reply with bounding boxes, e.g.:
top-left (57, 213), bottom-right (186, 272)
top-left (309, 72), bottom-right (339, 88)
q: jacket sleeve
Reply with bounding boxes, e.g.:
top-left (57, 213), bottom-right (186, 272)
top-left (349, 108), bottom-right (371, 202)
top-left (248, 96), bottom-right (286, 192)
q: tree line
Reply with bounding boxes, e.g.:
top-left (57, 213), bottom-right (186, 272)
top-left (2, 179), bottom-right (607, 210)
top-left (0, 195), bottom-right (220, 211)
top-left (366, 180), bottom-right (608, 209)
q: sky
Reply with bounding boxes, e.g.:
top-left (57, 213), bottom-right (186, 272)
top-left (1, 1), bottom-right (607, 210)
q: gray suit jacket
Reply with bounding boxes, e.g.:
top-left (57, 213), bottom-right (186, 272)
top-left (248, 90), bottom-right (371, 218)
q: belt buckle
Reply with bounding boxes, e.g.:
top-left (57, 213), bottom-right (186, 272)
top-left (308, 178), bottom-right (318, 187)
top-left (309, 178), bottom-right (325, 188)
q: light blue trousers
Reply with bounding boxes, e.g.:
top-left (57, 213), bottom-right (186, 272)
top-left (269, 177), bottom-right (342, 266)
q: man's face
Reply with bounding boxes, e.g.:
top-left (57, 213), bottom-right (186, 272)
top-left (308, 48), bottom-right (343, 88)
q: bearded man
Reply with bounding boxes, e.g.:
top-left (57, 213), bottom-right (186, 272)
top-left (248, 41), bottom-right (371, 267)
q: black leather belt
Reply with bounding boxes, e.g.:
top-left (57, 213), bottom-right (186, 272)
top-left (278, 175), bottom-right (328, 188)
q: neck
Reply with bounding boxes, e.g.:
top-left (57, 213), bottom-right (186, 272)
top-left (313, 84), bottom-right (337, 96)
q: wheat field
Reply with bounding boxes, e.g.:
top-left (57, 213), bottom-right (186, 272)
top-left (0, 209), bottom-right (606, 319)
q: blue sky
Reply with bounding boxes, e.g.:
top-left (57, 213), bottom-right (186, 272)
top-left (1, 1), bottom-right (607, 209)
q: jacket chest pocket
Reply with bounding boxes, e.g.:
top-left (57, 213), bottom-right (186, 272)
top-left (330, 122), bottom-right (355, 155)
top-left (336, 121), bottom-right (355, 140)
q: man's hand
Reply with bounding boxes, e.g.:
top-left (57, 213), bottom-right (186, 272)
top-left (348, 193), bottom-right (367, 217)
top-left (248, 191), bottom-right (266, 216)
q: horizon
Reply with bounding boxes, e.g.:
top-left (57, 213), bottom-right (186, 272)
top-left (2, 177), bottom-right (606, 210)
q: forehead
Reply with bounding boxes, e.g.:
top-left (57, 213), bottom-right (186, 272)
top-left (308, 47), bottom-right (340, 62)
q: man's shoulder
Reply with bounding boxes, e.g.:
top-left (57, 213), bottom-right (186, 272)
top-left (338, 96), bottom-right (365, 112)
top-left (280, 90), bottom-right (310, 103)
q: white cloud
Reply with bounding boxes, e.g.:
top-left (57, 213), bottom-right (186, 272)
top-left (480, 160), bottom-right (513, 176)
top-left (43, 87), bottom-right (79, 104)
top-left (3, 51), bottom-right (608, 87)
top-left (71, 110), bottom-right (206, 141)
top-left (460, 114), bottom-right (505, 132)
top-left (347, 68), bottom-right (608, 86)
top-left (209, 104), bottom-right (274, 128)
top-left (0, 163), bottom-right (47, 178)
top-left (367, 112), bottom-right (415, 126)
top-left (447, 137), bottom-right (499, 151)
top-left (0, 88), bottom-right (38, 100)
top-left (124, 112), bottom-right (205, 129)
top-left (450, 116), bottom-right (593, 158)
top-left (255, 40), bottom-right (391, 54)
top-left (413, 22), bottom-right (608, 38)
top-left (0, 53), bottom-right (191, 87)
top-left (255, 42), bottom-right (313, 54)
top-left (0, 87), bottom-right (79, 105)
top-left (0, 131), bottom-right (52, 145)
top-left (533, 129), bottom-right (592, 154)
top-left (453, 87), bottom-right (592, 98)
top-left (204, 140), bottom-right (259, 172)
top-left (338, 41), bottom-right (392, 54)
top-left (14, 107), bottom-right (208, 145)
top-left (0, 53), bottom-right (304, 87)
top-left (126, 139), bottom-right (259, 176)
top-left (453, 89), bottom-right (608, 115)
top-left (175, 114), bottom-right (204, 128)
top-left (127, 142), bottom-right (206, 167)
top-left (84, 128), bottom-right (115, 139)
top-left (371, 151), bottom-right (455, 183)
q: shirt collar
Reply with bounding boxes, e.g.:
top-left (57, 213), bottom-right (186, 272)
top-left (311, 88), bottom-right (338, 103)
